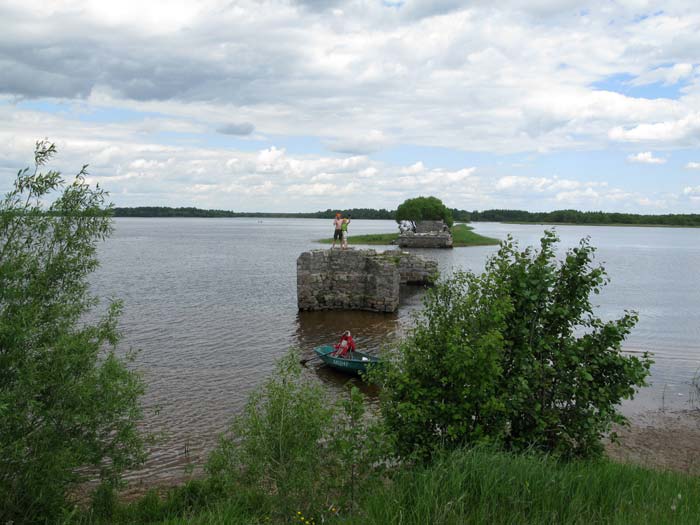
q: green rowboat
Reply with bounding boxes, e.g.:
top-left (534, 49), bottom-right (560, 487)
top-left (313, 345), bottom-right (381, 375)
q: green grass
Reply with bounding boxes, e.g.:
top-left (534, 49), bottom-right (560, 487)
top-left (82, 448), bottom-right (700, 524)
top-left (316, 223), bottom-right (499, 247)
top-left (450, 223), bottom-right (499, 246)
top-left (317, 232), bottom-right (400, 245)
top-left (357, 448), bottom-right (700, 525)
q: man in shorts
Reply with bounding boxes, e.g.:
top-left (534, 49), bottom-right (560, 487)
top-left (332, 213), bottom-right (343, 249)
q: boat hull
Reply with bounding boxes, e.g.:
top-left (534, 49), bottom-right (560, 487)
top-left (313, 345), bottom-right (381, 375)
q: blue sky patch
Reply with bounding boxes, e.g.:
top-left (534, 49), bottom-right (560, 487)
top-left (592, 72), bottom-right (688, 100)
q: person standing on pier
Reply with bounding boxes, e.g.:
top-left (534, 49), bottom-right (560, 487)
top-left (331, 213), bottom-right (343, 249)
top-left (341, 215), bottom-right (351, 249)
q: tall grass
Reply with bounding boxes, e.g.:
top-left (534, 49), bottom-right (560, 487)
top-left (93, 447), bottom-right (700, 524)
top-left (359, 447), bottom-right (699, 524)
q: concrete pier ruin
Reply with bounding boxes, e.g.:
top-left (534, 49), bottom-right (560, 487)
top-left (296, 249), bottom-right (437, 313)
top-left (398, 220), bottom-right (453, 249)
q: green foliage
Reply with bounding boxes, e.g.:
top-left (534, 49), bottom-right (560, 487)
top-left (113, 446), bottom-right (700, 524)
top-left (327, 386), bottom-right (393, 514)
top-left (0, 141), bottom-right (146, 523)
top-left (82, 478), bottom-right (229, 524)
top-left (376, 230), bottom-right (652, 460)
top-left (358, 447), bottom-right (700, 525)
top-left (395, 196), bottom-right (454, 228)
top-left (450, 224), bottom-right (499, 247)
top-left (205, 351), bottom-right (393, 523)
top-left (207, 351), bottom-right (335, 519)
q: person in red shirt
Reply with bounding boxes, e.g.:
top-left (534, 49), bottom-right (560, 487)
top-left (333, 330), bottom-right (356, 358)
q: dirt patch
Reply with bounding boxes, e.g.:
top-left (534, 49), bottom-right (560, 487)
top-left (606, 410), bottom-right (700, 474)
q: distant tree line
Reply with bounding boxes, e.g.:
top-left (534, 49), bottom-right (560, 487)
top-left (113, 206), bottom-right (396, 219)
top-left (468, 209), bottom-right (700, 226)
top-left (112, 206), bottom-right (700, 227)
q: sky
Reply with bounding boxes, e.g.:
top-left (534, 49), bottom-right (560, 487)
top-left (2, 0), bottom-right (700, 213)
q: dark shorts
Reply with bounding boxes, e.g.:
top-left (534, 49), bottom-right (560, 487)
top-left (334, 229), bottom-right (342, 240)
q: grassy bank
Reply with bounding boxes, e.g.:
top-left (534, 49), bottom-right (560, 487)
top-left (450, 223), bottom-right (500, 246)
top-left (82, 447), bottom-right (700, 524)
top-left (316, 223), bottom-right (499, 247)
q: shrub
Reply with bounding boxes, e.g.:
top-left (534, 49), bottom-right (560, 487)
top-left (207, 351), bottom-right (335, 519)
top-left (327, 386), bottom-right (394, 514)
top-left (377, 231), bottom-right (652, 460)
top-left (0, 141), bottom-right (146, 523)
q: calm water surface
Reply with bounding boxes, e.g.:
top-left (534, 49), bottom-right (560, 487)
top-left (92, 218), bottom-right (700, 484)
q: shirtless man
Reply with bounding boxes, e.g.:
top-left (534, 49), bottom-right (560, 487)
top-left (331, 213), bottom-right (343, 249)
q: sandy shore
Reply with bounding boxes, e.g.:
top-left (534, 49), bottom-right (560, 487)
top-left (606, 410), bottom-right (700, 475)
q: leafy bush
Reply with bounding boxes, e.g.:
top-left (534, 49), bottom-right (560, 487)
top-left (327, 386), bottom-right (394, 514)
top-left (207, 351), bottom-right (335, 519)
top-left (207, 352), bottom-right (393, 522)
top-left (395, 196), bottom-right (454, 229)
top-left (377, 231), bottom-right (652, 460)
top-left (0, 141), bottom-right (146, 523)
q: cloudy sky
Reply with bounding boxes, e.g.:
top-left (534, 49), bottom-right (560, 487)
top-left (2, 0), bottom-right (700, 213)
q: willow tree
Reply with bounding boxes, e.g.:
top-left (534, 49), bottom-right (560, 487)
top-left (0, 141), bottom-right (146, 522)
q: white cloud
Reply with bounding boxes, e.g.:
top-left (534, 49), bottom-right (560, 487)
top-left (630, 63), bottom-right (694, 86)
top-left (495, 175), bottom-right (602, 193)
top-left (683, 185), bottom-right (700, 200)
top-left (627, 151), bottom-right (667, 164)
top-left (555, 187), bottom-right (600, 202)
top-left (3, 2), bottom-right (700, 212)
top-left (610, 113), bottom-right (700, 144)
top-left (2, 1), bottom-right (700, 155)
top-left (686, 161), bottom-right (700, 169)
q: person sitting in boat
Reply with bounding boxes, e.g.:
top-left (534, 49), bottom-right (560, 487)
top-left (333, 330), bottom-right (356, 358)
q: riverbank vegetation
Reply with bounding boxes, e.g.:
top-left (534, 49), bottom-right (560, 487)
top-left (1, 142), bottom-right (146, 524)
top-left (450, 223), bottom-right (499, 246)
top-left (317, 224), bottom-right (499, 247)
top-left (85, 447), bottom-right (700, 524)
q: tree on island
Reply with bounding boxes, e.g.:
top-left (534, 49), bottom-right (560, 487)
top-left (395, 196), bottom-right (454, 232)
top-left (0, 141), bottom-right (146, 522)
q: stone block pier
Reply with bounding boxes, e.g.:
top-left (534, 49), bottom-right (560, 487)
top-left (398, 219), bottom-right (453, 249)
top-left (297, 249), bottom-right (437, 312)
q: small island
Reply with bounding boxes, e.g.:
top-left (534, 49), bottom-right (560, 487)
top-left (318, 196), bottom-right (499, 247)
top-left (317, 223), bottom-right (498, 247)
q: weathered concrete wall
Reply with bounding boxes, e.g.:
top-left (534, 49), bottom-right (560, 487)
top-left (392, 251), bottom-right (439, 284)
top-left (398, 220), bottom-right (453, 248)
top-left (415, 220), bottom-right (449, 234)
top-left (297, 249), bottom-right (437, 312)
top-left (297, 249), bottom-right (399, 312)
top-left (398, 232), bottom-right (453, 248)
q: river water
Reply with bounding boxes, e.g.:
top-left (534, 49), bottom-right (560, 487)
top-left (92, 218), bottom-right (700, 485)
